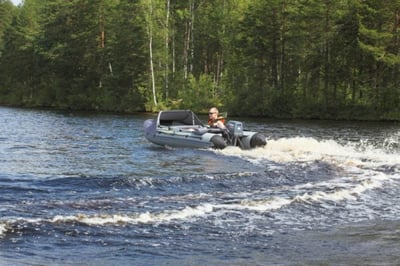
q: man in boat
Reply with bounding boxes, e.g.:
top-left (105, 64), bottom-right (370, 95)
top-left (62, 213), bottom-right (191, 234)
top-left (208, 107), bottom-right (226, 129)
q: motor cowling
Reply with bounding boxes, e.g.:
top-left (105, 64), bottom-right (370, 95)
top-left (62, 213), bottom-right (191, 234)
top-left (227, 120), bottom-right (243, 137)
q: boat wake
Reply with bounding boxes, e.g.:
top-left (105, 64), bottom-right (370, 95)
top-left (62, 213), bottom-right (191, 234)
top-left (0, 174), bottom-right (395, 236)
top-left (216, 136), bottom-right (400, 168)
top-left (1, 136), bottom-right (399, 238)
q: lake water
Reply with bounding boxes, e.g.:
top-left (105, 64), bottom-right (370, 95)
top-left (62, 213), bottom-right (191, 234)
top-left (0, 106), bottom-right (399, 265)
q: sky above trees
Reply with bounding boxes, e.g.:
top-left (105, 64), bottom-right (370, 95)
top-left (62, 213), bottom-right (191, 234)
top-left (11, 0), bottom-right (21, 6)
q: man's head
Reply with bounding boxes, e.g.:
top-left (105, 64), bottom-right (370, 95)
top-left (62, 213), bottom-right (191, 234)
top-left (208, 107), bottom-right (219, 120)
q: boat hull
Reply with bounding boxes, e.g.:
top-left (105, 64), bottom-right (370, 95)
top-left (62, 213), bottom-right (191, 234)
top-left (144, 119), bottom-right (221, 149)
top-left (143, 110), bottom-right (266, 150)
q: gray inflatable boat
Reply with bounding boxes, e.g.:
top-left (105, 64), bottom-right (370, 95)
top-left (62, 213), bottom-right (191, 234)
top-left (143, 110), bottom-right (266, 149)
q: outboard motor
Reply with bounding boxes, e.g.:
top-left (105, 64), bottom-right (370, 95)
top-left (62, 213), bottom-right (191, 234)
top-left (226, 120), bottom-right (244, 146)
top-left (227, 121), bottom-right (243, 137)
top-left (227, 120), bottom-right (266, 149)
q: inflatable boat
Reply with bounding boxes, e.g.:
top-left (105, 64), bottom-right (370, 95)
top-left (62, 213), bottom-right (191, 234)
top-left (143, 110), bottom-right (266, 149)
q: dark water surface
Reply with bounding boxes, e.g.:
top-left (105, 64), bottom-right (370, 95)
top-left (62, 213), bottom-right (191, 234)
top-left (0, 107), bottom-right (399, 265)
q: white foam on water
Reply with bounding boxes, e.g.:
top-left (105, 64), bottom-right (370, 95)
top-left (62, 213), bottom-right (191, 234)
top-left (293, 174), bottom-right (386, 203)
top-left (207, 173), bottom-right (386, 214)
top-left (212, 136), bottom-right (400, 220)
top-left (0, 171), bottom-right (393, 231)
top-left (52, 173), bottom-right (387, 226)
top-left (0, 222), bottom-right (7, 236)
top-left (49, 203), bottom-right (215, 226)
top-left (217, 136), bottom-right (400, 171)
top-left (44, 142), bottom-right (398, 226)
top-left (1, 137), bottom-right (397, 232)
top-left (0, 217), bottom-right (44, 237)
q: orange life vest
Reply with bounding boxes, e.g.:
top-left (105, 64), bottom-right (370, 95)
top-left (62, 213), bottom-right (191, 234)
top-left (208, 116), bottom-right (225, 127)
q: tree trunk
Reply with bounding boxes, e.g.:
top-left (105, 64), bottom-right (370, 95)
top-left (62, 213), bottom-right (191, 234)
top-left (183, 0), bottom-right (194, 81)
top-left (147, 0), bottom-right (158, 107)
top-left (164, 0), bottom-right (170, 99)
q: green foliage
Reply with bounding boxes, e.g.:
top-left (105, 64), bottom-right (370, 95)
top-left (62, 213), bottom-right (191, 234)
top-left (177, 74), bottom-right (218, 112)
top-left (0, 0), bottom-right (399, 120)
top-left (0, 0), bottom-right (14, 49)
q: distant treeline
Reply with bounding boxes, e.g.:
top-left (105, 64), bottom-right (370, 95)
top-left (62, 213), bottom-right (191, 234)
top-left (0, 0), bottom-right (399, 120)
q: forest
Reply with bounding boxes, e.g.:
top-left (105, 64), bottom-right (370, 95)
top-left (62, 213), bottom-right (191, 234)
top-left (0, 0), bottom-right (399, 120)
